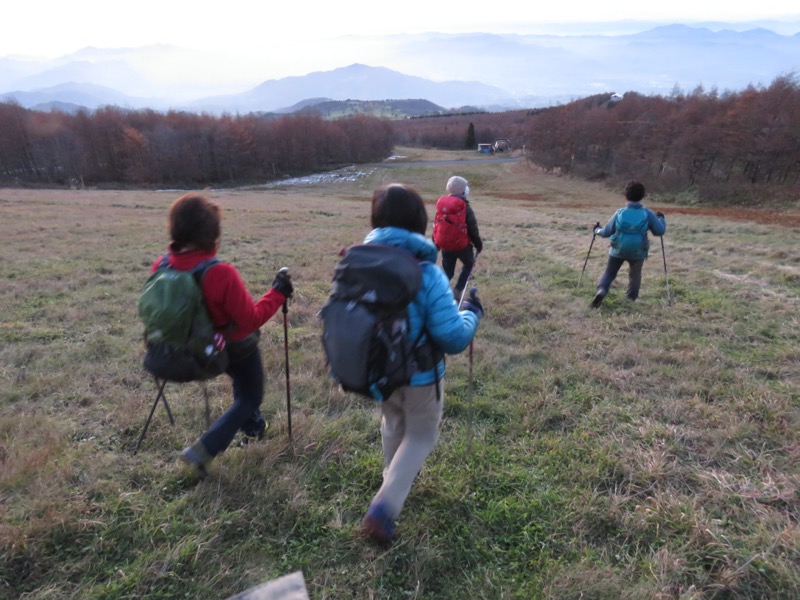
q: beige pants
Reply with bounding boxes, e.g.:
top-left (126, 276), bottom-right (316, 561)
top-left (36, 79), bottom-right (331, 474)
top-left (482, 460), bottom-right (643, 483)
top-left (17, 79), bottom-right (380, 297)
top-left (373, 381), bottom-right (444, 519)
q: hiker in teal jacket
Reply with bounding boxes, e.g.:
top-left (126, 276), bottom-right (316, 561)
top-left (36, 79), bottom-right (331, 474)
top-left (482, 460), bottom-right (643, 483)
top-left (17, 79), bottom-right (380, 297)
top-left (360, 183), bottom-right (482, 544)
top-left (591, 181), bottom-right (666, 308)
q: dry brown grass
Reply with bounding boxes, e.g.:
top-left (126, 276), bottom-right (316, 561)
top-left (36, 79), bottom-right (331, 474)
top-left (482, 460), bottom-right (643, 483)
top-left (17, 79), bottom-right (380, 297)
top-left (2, 151), bottom-right (800, 598)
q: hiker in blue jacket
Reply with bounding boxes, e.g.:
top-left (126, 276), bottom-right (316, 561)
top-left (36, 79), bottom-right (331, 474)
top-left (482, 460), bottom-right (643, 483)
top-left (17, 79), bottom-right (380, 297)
top-left (591, 181), bottom-right (666, 308)
top-left (360, 183), bottom-right (483, 544)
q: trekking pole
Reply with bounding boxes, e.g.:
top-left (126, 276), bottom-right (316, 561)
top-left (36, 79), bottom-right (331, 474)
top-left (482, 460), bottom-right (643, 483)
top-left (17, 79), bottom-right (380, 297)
top-left (279, 268), bottom-right (293, 442)
top-left (456, 253), bottom-right (480, 449)
top-left (466, 332), bottom-right (476, 450)
top-left (577, 222), bottom-right (600, 289)
top-left (660, 236), bottom-right (671, 307)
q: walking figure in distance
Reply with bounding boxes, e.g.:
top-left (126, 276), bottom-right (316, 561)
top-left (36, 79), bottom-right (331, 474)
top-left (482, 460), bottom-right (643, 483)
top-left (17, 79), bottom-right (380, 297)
top-left (591, 181), bottom-right (666, 308)
top-left (360, 183), bottom-right (483, 543)
top-left (153, 193), bottom-right (294, 478)
top-left (433, 175), bottom-right (483, 299)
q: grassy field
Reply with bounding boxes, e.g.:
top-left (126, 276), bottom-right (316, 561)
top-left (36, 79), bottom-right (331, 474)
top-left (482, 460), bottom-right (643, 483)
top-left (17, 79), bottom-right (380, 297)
top-left (1, 149), bottom-right (799, 599)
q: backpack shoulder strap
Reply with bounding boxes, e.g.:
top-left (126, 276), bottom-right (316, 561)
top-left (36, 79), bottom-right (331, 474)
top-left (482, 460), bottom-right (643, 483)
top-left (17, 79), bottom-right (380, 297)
top-left (190, 257), bottom-right (221, 287)
top-left (633, 208), bottom-right (650, 230)
top-left (153, 255), bottom-right (220, 285)
top-left (189, 258), bottom-right (236, 334)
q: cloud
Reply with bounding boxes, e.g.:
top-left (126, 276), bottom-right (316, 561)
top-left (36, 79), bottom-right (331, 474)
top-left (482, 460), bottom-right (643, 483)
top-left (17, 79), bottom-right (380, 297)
top-left (5, 1), bottom-right (800, 58)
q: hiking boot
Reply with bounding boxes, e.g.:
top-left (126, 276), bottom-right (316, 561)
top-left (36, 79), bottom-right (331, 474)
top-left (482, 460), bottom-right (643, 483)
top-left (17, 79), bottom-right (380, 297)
top-left (238, 421), bottom-right (268, 447)
top-left (180, 442), bottom-right (213, 479)
top-left (591, 290), bottom-right (606, 309)
top-left (361, 501), bottom-right (395, 544)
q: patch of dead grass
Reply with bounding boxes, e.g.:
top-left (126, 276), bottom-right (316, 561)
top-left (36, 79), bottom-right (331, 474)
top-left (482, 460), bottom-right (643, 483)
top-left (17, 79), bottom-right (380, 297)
top-left (2, 160), bottom-right (799, 597)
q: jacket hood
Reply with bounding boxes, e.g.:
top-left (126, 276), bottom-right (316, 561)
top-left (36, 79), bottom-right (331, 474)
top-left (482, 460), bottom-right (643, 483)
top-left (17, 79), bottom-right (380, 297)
top-left (363, 227), bottom-right (439, 263)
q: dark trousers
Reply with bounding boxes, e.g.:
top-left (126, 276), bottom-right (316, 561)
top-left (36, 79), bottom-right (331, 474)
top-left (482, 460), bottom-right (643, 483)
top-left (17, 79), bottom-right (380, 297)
top-left (200, 343), bottom-right (265, 457)
top-left (598, 256), bottom-right (645, 300)
top-left (441, 245), bottom-right (475, 292)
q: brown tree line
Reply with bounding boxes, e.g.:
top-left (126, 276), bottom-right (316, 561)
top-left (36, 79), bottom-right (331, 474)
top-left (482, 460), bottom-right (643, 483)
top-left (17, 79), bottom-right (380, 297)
top-left (392, 110), bottom-right (533, 150)
top-left (525, 75), bottom-right (800, 203)
top-left (0, 104), bottom-right (394, 186)
top-left (2, 75), bottom-right (798, 203)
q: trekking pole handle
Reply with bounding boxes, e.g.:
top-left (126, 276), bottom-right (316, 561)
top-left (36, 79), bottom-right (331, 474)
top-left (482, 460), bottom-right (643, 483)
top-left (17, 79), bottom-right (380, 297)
top-left (278, 267), bottom-right (289, 313)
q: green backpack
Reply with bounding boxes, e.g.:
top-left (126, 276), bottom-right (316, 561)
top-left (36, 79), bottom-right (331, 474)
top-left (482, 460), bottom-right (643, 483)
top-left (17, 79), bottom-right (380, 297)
top-left (138, 256), bottom-right (228, 382)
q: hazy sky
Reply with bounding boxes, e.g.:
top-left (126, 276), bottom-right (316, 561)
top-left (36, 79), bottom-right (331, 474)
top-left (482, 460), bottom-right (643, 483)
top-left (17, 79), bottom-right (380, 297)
top-left (4, 1), bottom-right (799, 97)
top-left (6, 1), bottom-right (799, 58)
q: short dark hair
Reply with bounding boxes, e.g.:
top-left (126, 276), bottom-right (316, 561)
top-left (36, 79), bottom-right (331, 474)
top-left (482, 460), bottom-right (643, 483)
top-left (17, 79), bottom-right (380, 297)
top-left (370, 184), bottom-right (428, 235)
top-left (625, 181), bottom-right (646, 202)
top-left (168, 193), bottom-right (221, 252)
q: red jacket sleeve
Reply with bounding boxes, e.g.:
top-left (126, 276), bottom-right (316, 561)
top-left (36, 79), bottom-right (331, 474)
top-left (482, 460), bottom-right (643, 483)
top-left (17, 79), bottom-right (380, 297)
top-left (201, 263), bottom-right (286, 341)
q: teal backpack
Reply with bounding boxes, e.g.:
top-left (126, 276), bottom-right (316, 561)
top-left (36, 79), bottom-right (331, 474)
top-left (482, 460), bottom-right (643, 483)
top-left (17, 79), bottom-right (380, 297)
top-left (611, 208), bottom-right (649, 259)
top-left (138, 256), bottom-right (228, 382)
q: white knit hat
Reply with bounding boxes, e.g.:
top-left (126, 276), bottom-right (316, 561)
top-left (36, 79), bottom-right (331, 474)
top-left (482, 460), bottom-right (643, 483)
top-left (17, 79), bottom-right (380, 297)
top-left (446, 176), bottom-right (468, 197)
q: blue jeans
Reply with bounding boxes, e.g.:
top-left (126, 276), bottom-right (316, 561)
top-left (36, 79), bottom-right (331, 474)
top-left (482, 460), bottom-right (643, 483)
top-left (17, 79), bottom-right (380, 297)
top-left (200, 343), bottom-right (265, 457)
top-left (598, 255), bottom-right (645, 300)
top-left (441, 245), bottom-right (475, 292)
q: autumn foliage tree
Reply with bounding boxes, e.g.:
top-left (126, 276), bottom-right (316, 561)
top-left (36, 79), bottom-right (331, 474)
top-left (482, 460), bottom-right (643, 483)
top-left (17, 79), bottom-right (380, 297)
top-left (523, 74), bottom-right (800, 203)
top-left (0, 105), bottom-right (394, 187)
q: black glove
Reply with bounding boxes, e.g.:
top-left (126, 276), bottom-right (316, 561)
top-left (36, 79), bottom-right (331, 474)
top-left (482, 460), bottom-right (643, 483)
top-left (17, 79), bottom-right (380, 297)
top-left (656, 211), bottom-right (665, 219)
top-left (460, 287), bottom-right (484, 317)
top-left (271, 269), bottom-right (293, 299)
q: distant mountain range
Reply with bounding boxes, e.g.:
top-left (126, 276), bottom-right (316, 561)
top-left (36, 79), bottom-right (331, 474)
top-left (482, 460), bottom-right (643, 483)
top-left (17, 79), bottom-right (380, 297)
top-left (1, 25), bottom-right (798, 114)
top-left (186, 64), bottom-right (509, 114)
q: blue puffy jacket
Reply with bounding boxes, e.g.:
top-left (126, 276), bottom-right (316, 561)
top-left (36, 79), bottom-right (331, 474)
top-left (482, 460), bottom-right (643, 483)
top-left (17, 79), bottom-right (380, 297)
top-left (363, 226), bottom-right (480, 386)
top-left (595, 202), bottom-right (666, 260)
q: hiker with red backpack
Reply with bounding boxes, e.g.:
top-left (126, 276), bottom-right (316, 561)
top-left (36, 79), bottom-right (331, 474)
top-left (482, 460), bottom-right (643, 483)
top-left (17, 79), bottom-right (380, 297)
top-left (151, 193), bottom-right (294, 478)
top-left (433, 176), bottom-right (483, 299)
top-left (591, 181), bottom-right (666, 308)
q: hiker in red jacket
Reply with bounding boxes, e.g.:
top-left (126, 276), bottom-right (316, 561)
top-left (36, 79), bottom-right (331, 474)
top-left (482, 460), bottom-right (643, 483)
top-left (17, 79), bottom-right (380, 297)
top-left (153, 192), bottom-right (293, 478)
top-left (433, 176), bottom-right (483, 299)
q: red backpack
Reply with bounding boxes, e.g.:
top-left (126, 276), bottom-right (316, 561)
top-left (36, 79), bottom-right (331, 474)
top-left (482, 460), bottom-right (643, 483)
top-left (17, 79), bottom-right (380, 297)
top-left (433, 195), bottom-right (469, 251)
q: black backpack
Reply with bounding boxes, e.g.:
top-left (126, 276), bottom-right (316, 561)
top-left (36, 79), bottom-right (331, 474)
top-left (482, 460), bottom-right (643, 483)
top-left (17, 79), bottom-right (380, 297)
top-left (320, 244), bottom-right (437, 401)
top-left (138, 256), bottom-right (229, 383)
